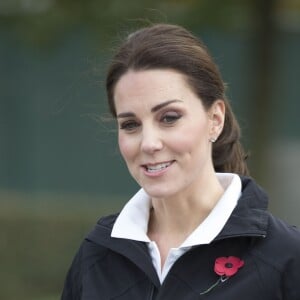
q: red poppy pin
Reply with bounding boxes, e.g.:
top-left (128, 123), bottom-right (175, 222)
top-left (200, 256), bottom-right (244, 295)
top-left (214, 256), bottom-right (244, 277)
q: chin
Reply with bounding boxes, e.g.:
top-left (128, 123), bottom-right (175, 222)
top-left (142, 185), bottom-right (176, 199)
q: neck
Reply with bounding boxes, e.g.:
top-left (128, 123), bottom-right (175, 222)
top-left (148, 173), bottom-right (224, 243)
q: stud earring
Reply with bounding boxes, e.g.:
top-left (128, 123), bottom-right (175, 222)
top-left (209, 137), bottom-right (217, 143)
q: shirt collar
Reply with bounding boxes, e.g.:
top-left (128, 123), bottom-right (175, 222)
top-left (111, 173), bottom-right (242, 246)
top-left (111, 188), bottom-right (152, 242)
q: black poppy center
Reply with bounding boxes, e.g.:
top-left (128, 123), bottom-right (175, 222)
top-left (225, 262), bottom-right (233, 268)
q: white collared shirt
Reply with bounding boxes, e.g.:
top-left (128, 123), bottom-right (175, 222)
top-left (111, 173), bottom-right (242, 283)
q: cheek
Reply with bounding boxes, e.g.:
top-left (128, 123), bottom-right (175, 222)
top-left (118, 134), bottom-right (136, 161)
top-left (171, 121), bottom-right (209, 153)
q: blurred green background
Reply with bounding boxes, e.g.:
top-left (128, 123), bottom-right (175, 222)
top-left (1, 0), bottom-right (300, 299)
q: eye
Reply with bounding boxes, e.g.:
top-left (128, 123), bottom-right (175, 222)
top-left (119, 120), bottom-right (140, 131)
top-left (161, 111), bottom-right (182, 124)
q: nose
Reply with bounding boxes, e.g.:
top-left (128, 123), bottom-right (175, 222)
top-left (140, 126), bottom-right (163, 154)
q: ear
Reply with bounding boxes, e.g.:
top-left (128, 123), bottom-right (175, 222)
top-left (208, 100), bottom-right (225, 141)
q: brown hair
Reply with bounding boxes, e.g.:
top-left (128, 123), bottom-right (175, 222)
top-left (106, 23), bottom-right (249, 175)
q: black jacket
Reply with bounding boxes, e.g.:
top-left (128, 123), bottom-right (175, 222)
top-left (62, 177), bottom-right (300, 299)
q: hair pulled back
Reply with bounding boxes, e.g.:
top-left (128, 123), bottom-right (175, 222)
top-left (106, 23), bottom-right (249, 175)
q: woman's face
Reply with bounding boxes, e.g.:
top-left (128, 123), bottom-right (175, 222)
top-left (114, 69), bottom-right (224, 199)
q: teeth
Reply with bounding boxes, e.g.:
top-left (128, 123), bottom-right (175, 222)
top-left (146, 162), bottom-right (171, 172)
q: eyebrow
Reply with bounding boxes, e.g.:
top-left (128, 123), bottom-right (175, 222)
top-left (117, 99), bottom-right (183, 118)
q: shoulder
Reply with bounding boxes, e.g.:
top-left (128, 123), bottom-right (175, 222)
top-left (245, 213), bottom-right (300, 299)
top-left (62, 213), bottom-right (121, 299)
top-left (239, 176), bottom-right (300, 252)
top-left (82, 213), bottom-right (120, 254)
top-left (268, 213), bottom-right (300, 242)
top-left (252, 212), bottom-right (300, 261)
top-left (70, 213), bottom-right (120, 272)
top-left (251, 213), bottom-right (300, 296)
top-left (96, 213), bottom-right (119, 228)
top-left (264, 213), bottom-right (300, 256)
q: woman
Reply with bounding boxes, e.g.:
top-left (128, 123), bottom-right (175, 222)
top-left (62, 24), bottom-right (300, 299)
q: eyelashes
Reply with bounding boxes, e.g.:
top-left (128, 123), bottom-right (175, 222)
top-left (160, 112), bottom-right (182, 124)
top-left (119, 120), bottom-right (140, 131)
top-left (119, 111), bottom-right (182, 132)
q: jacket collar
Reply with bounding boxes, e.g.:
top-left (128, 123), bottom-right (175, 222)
top-left (215, 176), bottom-right (269, 241)
top-left (86, 176), bottom-right (269, 286)
top-left (87, 214), bottom-right (161, 287)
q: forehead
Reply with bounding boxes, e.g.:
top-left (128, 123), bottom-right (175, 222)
top-left (114, 69), bottom-right (195, 111)
top-left (116, 69), bottom-right (190, 93)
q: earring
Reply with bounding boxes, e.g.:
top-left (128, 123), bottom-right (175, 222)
top-left (209, 137), bottom-right (217, 143)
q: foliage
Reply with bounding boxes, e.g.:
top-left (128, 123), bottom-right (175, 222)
top-left (2, 0), bottom-right (299, 50)
top-left (0, 0), bottom-right (256, 48)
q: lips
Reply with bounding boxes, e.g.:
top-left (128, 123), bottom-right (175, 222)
top-left (142, 161), bottom-right (174, 173)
